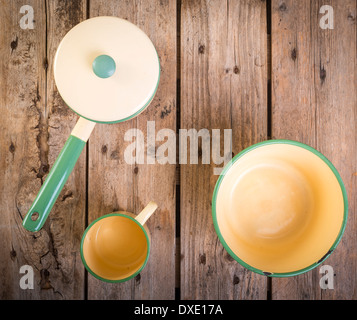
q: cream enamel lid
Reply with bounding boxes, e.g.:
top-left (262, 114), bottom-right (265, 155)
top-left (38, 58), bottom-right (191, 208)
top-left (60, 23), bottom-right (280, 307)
top-left (54, 16), bottom-right (160, 123)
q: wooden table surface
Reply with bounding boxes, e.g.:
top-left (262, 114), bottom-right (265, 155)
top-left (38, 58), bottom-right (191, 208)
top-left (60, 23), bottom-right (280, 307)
top-left (0, 0), bottom-right (356, 300)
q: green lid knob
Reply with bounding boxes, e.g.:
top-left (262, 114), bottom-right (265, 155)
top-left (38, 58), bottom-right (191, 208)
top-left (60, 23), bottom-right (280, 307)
top-left (92, 55), bottom-right (116, 79)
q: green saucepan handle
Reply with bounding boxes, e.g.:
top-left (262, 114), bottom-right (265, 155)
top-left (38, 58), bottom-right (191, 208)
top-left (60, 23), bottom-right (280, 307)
top-left (23, 117), bottom-right (96, 232)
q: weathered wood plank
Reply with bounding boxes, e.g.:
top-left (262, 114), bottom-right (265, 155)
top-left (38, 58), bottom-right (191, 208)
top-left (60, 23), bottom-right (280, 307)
top-left (271, 0), bottom-right (356, 299)
top-left (180, 0), bottom-right (268, 299)
top-left (0, 0), bottom-right (87, 299)
top-left (0, 0), bottom-right (354, 301)
top-left (87, 0), bottom-right (177, 299)
top-left (43, 0), bottom-right (88, 300)
top-left (0, 0), bottom-right (46, 299)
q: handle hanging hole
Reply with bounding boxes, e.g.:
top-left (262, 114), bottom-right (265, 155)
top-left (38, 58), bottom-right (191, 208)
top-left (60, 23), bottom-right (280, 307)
top-left (31, 212), bottom-right (39, 221)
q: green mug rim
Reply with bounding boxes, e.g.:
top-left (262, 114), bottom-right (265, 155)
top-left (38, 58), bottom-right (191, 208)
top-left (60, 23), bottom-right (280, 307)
top-left (80, 213), bottom-right (151, 283)
top-left (212, 139), bottom-right (348, 277)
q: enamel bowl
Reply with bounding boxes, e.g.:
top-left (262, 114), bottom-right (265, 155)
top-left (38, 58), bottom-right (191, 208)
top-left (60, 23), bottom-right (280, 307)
top-left (212, 140), bottom-right (347, 277)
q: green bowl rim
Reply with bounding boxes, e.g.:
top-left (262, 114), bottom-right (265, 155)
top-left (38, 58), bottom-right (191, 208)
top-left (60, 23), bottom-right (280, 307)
top-left (80, 213), bottom-right (151, 283)
top-left (211, 139), bottom-right (348, 277)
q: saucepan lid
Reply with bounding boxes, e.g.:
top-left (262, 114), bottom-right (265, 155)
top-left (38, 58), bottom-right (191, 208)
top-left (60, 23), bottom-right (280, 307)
top-left (54, 16), bottom-right (160, 123)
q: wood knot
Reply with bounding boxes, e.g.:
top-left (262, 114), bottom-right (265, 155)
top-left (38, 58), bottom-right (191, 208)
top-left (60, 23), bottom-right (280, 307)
top-left (9, 142), bottom-right (15, 154)
top-left (291, 48), bottom-right (297, 61)
top-left (110, 150), bottom-right (119, 160)
top-left (233, 275), bottom-right (240, 285)
top-left (347, 13), bottom-right (356, 22)
top-left (40, 269), bottom-right (52, 290)
top-left (233, 66), bottom-right (240, 74)
top-left (279, 2), bottom-right (287, 12)
top-left (101, 145), bottom-right (108, 154)
top-left (37, 164), bottom-right (49, 179)
top-left (10, 36), bottom-right (18, 53)
top-left (10, 248), bottom-right (17, 260)
top-left (61, 191), bottom-right (73, 202)
top-left (320, 65), bottom-right (327, 84)
top-left (225, 253), bottom-right (234, 262)
top-left (198, 44), bottom-right (205, 54)
top-left (160, 105), bottom-right (172, 119)
top-left (199, 253), bottom-right (206, 265)
top-left (135, 273), bottom-right (141, 284)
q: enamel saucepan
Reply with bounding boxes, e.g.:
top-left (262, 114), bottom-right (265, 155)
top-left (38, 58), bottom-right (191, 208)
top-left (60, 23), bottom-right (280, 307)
top-left (23, 16), bottom-right (160, 232)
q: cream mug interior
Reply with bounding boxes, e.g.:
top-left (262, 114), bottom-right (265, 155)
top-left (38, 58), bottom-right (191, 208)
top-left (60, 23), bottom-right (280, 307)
top-left (212, 140), bottom-right (348, 277)
top-left (81, 202), bottom-right (157, 282)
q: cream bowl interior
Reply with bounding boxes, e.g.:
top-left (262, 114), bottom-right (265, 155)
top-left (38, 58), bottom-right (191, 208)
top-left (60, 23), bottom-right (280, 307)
top-left (213, 142), bottom-right (346, 275)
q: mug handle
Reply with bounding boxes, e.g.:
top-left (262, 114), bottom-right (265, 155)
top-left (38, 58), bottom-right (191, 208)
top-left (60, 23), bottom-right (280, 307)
top-left (135, 202), bottom-right (158, 225)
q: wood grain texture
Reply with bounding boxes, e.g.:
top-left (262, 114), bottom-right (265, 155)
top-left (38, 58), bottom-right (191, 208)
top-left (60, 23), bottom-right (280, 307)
top-left (0, 0), bottom-right (355, 301)
top-left (271, 0), bottom-right (357, 299)
top-left (87, 0), bottom-right (177, 299)
top-left (0, 0), bottom-right (87, 299)
top-left (180, 0), bottom-right (268, 299)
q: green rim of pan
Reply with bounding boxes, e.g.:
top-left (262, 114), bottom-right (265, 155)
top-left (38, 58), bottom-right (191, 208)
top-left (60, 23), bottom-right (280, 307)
top-left (211, 139), bottom-right (348, 277)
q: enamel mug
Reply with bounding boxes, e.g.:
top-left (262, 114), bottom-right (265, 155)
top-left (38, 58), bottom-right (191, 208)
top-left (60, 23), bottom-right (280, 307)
top-left (81, 202), bottom-right (158, 283)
